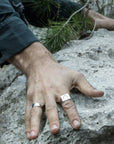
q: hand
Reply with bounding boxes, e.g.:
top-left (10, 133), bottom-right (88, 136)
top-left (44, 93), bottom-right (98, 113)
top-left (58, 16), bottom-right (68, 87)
top-left (9, 42), bottom-right (104, 140)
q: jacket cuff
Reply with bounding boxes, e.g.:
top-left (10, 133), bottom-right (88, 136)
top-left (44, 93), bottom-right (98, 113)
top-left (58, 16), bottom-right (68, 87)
top-left (0, 15), bottom-right (39, 65)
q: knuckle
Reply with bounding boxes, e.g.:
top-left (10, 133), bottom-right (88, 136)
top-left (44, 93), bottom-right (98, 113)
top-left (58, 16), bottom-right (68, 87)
top-left (31, 123), bottom-right (37, 129)
top-left (62, 100), bottom-right (75, 110)
top-left (46, 105), bottom-right (57, 113)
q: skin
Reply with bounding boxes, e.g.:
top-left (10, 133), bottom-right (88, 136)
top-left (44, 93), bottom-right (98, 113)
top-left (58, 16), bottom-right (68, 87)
top-left (87, 9), bottom-right (114, 30)
top-left (9, 42), bottom-right (104, 140)
top-left (8, 9), bottom-right (114, 140)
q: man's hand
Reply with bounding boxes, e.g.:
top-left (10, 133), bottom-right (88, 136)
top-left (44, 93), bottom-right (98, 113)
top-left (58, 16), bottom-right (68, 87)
top-left (9, 42), bottom-right (104, 140)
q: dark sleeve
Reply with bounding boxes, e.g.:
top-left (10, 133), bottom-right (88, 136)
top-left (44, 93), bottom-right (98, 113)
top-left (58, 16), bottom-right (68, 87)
top-left (0, 0), bottom-right (39, 65)
top-left (23, 0), bottom-right (82, 27)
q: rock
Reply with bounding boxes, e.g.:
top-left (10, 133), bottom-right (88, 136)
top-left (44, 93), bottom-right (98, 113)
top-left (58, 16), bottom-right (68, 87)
top-left (0, 29), bottom-right (114, 144)
top-left (0, 65), bottom-right (22, 92)
top-left (108, 49), bottom-right (114, 59)
top-left (73, 0), bottom-right (114, 17)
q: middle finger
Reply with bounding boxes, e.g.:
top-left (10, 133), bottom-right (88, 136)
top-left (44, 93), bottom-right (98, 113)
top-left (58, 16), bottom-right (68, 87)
top-left (45, 95), bottom-right (60, 134)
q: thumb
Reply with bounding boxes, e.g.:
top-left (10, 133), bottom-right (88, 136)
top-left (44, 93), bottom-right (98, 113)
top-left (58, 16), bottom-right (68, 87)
top-left (73, 72), bottom-right (104, 97)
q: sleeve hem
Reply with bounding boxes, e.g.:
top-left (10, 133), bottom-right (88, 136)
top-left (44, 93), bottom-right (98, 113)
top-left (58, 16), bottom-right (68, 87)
top-left (0, 16), bottom-right (40, 65)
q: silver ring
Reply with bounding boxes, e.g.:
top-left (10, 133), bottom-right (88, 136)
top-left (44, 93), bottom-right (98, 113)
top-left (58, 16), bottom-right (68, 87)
top-left (60, 93), bottom-right (71, 103)
top-left (30, 103), bottom-right (42, 110)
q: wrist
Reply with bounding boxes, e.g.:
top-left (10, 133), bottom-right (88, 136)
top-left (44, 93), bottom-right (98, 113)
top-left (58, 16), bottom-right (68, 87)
top-left (9, 42), bottom-right (56, 76)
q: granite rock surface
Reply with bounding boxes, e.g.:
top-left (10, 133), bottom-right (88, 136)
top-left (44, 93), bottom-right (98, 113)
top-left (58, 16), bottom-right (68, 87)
top-left (0, 29), bottom-right (114, 144)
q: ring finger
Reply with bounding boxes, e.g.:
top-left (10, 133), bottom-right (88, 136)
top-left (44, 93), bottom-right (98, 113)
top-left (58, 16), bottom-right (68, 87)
top-left (60, 93), bottom-right (81, 129)
top-left (30, 91), bottom-right (45, 140)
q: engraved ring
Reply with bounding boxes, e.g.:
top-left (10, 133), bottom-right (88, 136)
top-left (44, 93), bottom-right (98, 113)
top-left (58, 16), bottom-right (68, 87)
top-left (60, 93), bottom-right (71, 103)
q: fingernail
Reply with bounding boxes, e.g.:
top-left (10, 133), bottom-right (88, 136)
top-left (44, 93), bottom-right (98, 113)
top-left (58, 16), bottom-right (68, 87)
top-left (73, 120), bottom-right (80, 128)
top-left (26, 133), bottom-right (30, 139)
top-left (31, 131), bottom-right (36, 137)
top-left (51, 124), bottom-right (58, 130)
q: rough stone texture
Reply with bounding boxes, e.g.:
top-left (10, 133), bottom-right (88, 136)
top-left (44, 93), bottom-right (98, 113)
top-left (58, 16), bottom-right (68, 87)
top-left (0, 29), bottom-right (114, 144)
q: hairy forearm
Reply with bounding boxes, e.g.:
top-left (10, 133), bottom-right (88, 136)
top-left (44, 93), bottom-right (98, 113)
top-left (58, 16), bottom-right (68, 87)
top-left (8, 42), bottom-right (56, 76)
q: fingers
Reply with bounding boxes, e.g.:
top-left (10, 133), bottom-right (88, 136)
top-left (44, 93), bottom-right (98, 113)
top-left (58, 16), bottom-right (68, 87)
top-left (61, 96), bottom-right (81, 129)
top-left (73, 72), bottom-right (104, 97)
top-left (25, 101), bottom-right (31, 140)
top-left (25, 100), bottom-right (43, 140)
top-left (30, 104), bottom-right (42, 139)
top-left (25, 83), bottom-right (44, 140)
top-left (45, 95), bottom-right (60, 134)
